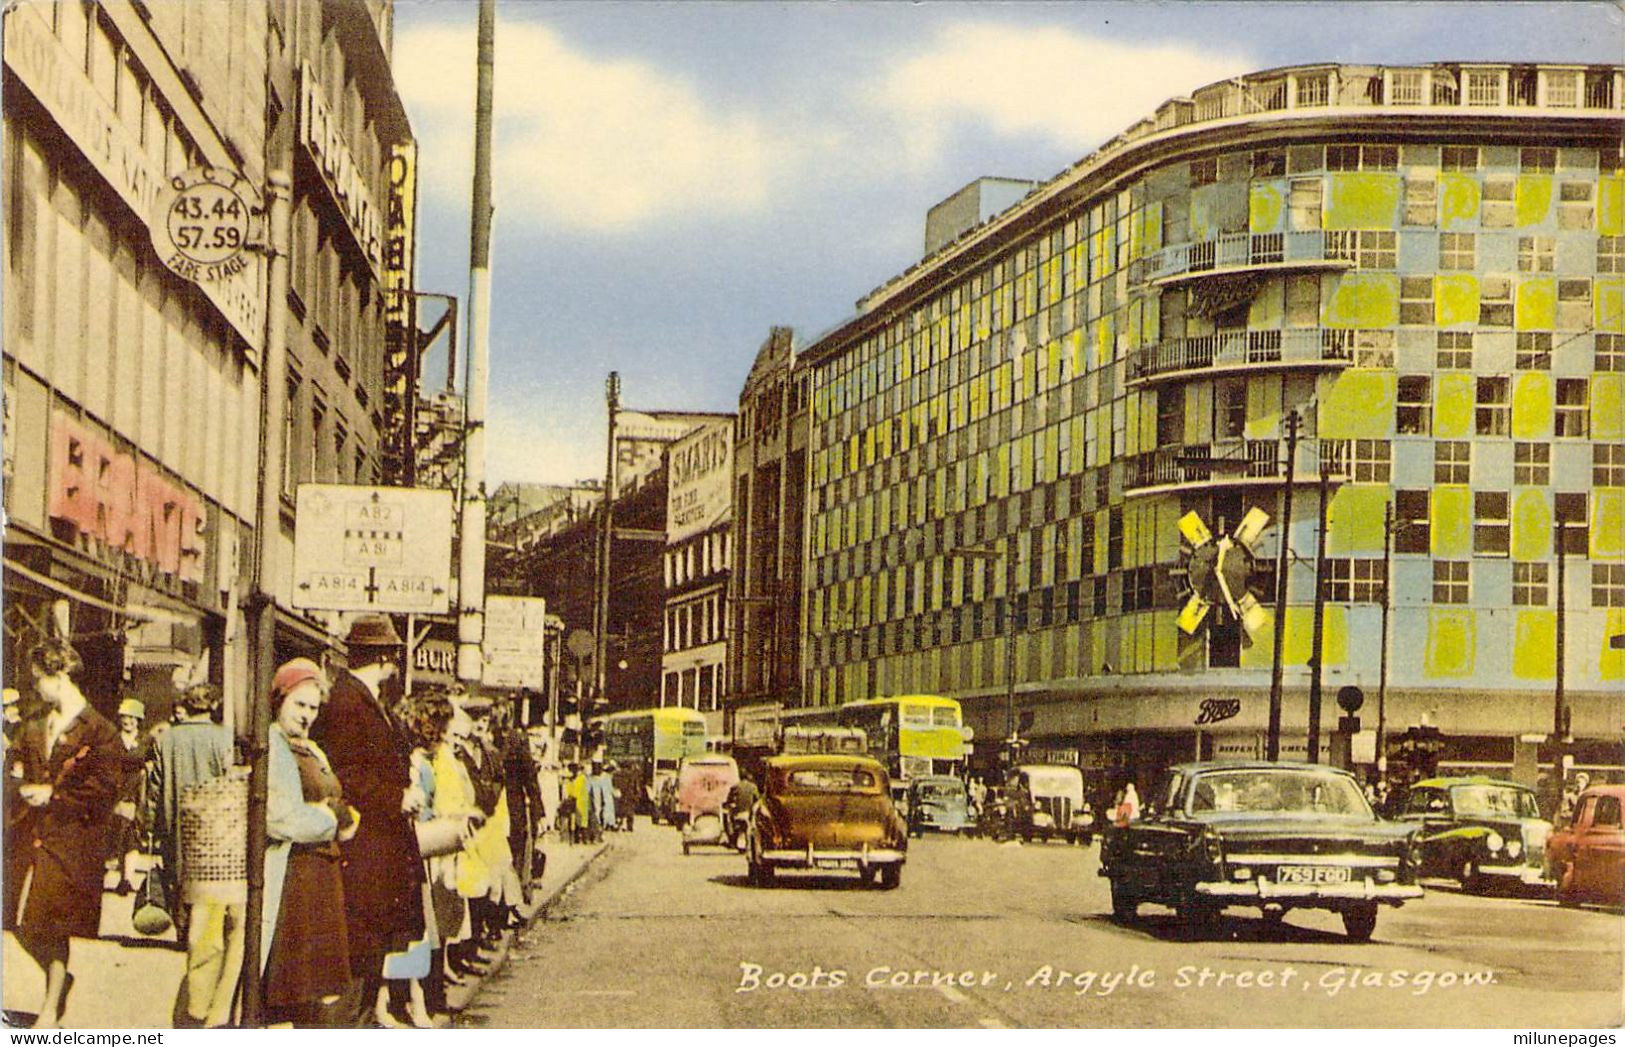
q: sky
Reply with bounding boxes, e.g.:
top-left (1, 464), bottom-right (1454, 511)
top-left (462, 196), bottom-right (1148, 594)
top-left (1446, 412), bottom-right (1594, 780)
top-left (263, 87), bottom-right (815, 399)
top-left (389, 0), bottom-right (1625, 488)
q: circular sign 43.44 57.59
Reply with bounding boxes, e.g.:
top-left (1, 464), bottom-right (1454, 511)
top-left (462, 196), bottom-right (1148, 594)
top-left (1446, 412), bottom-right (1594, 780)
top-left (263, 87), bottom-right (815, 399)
top-left (151, 164), bottom-right (262, 284)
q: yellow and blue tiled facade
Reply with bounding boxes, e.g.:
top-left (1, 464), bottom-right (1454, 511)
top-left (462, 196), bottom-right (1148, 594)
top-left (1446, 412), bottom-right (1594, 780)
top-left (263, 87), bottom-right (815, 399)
top-left (799, 63), bottom-right (1625, 782)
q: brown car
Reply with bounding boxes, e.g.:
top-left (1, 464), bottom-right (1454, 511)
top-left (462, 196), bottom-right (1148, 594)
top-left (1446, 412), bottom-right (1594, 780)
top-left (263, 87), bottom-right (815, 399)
top-left (746, 754), bottom-right (908, 888)
top-left (1546, 784), bottom-right (1625, 908)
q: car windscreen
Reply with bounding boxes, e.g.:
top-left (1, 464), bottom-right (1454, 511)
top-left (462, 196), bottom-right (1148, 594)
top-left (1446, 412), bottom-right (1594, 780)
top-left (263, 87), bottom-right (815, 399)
top-left (1188, 769), bottom-right (1372, 816)
top-left (1451, 784), bottom-right (1540, 819)
top-left (786, 768), bottom-right (880, 792)
top-left (916, 781), bottom-right (962, 800)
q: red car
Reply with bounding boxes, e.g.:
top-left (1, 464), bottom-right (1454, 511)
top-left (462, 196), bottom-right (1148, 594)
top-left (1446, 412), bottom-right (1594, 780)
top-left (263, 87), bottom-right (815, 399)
top-left (1546, 785), bottom-right (1625, 907)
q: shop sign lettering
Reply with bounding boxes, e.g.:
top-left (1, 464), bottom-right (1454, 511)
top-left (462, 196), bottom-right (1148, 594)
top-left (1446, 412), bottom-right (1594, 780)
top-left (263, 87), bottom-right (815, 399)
top-left (47, 410), bottom-right (205, 584)
top-left (299, 65), bottom-right (382, 271)
top-left (1194, 697), bottom-right (1241, 725)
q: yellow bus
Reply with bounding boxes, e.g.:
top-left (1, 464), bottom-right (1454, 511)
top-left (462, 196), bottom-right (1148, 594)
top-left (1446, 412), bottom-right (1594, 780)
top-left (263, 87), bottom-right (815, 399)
top-left (768, 694), bottom-right (967, 784)
top-left (605, 707), bottom-right (708, 813)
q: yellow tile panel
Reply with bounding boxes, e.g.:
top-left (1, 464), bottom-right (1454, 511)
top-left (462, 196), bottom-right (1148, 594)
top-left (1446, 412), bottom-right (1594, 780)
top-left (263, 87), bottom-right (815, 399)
top-left (1511, 371), bottom-right (1554, 439)
top-left (1513, 610), bottom-right (1556, 680)
top-left (1592, 489), bottom-right (1623, 560)
top-left (1328, 485), bottom-right (1389, 555)
top-left (1514, 174), bottom-right (1553, 228)
top-left (1514, 276), bottom-right (1556, 331)
top-left (1322, 272), bottom-right (1399, 328)
top-left (1424, 609), bottom-right (1476, 678)
top-left (1324, 173), bottom-right (1401, 230)
top-left (1439, 172), bottom-right (1480, 230)
top-left (1593, 374), bottom-right (1623, 441)
top-left (1250, 181), bottom-right (1286, 234)
top-left (1511, 490), bottom-right (1551, 561)
top-left (1600, 175), bottom-right (1624, 237)
top-left (1431, 486), bottom-right (1472, 558)
top-left (1433, 372), bottom-right (1475, 438)
top-left (1602, 610), bottom-right (1625, 681)
top-left (1434, 274), bottom-right (1479, 328)
top-left (1318, 370), bottom-right (1396, 439)
top-left (1595, 277), bottom-right (1623, 333)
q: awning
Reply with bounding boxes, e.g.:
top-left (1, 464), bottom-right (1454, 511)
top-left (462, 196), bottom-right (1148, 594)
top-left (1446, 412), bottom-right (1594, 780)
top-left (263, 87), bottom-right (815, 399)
top-left (3, 557), bottom-right (196, 626)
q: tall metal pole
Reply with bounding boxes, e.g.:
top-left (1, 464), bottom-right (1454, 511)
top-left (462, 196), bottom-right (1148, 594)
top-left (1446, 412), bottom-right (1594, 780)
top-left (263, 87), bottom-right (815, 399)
top-left (1266, 410), bottom-right (1301, 761)
top-left (457, 0), bottom-right (496, 685)
top-left (1306, 463), bottom-right (1331, 764)
top-left (241, 167), bottom-right (293, 1029)
top-left (1003, 542), bottom-right (1018, 760)
top-left (1555, 513), bottom-right (1568, 790)
top-left (1376, 499), bottom-right (1393, 789)
top-left (594, 373), bottom-right (621, 710)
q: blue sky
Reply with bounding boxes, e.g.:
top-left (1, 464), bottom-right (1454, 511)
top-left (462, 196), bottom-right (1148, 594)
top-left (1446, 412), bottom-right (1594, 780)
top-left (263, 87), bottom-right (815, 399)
top-left (390, 1), bottom-right (1624, 486)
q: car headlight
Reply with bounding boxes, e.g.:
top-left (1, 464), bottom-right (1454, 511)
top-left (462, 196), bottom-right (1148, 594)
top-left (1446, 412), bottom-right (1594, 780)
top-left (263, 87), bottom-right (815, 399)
top-left (1033, 812), bottom-right (1054, 827)
top-left (1231, 866), bottom-right (1252, 881)
top-left (1199, 827), bottom-right (1223, 864)
top-left (1486, 831), bottom-right (1505, 853)
top-left (1406, 831), bottom-right (1425, 872)
top-left (1506, 839), bottom-right (1523, 859)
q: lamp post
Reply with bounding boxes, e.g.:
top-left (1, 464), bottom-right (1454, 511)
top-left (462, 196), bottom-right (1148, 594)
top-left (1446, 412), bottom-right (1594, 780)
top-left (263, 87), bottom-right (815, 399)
top-left (1266, 410), bottom-right (1302, 762)
top-left (952, 543), bottom-right (1020, 765)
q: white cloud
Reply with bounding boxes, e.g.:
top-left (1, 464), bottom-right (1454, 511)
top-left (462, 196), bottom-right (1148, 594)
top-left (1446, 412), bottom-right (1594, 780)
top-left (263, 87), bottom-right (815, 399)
top-left (395, 20), bottom-right (781, 234)
top-left (485, 399), bottom-right (603, 487)
top-left (876, 22), bottom-right (1254, 151)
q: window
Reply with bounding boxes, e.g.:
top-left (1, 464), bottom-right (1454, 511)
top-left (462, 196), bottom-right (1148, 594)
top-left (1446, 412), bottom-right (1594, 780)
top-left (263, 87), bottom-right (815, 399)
top-left (1513, 562), bottom-right (1549, 606)
top-left (1441, 146), bottom-right (1479, 172)
top-left (1286, 273), bottom-right (1320, 326)
top-left (1296, 73), bottom-right (1329, 107)
top-left (1521, 148), bottom-right (1557, 173)
top-left (1397, 376), bottom-right (1431, 434)
top-left (1480, 277), bottom-right (1513, 327)
top-left (1433, 561), bottom-right (1470, 603)
top-left (1123, 567), bottom-right (1155, 612)
top-left (1516, 332), bottom-right (1552, 369)
top-left (1338, 438), bottom-right (1391, 483)
top-left (1107, 507), bottom-right (1123, 570)
top-left (1546, 70), bottom-right (1580, 107)
top-left (1476, 377), bottom-right (1510, 435)
top-left (1559, 181), bottom-right (1594, 230)
top-left (1326, 145), bottom-right (1361, 172)
top-left (1289, 179), bottom-right (1321, 230)
top-left (1473, 491), bottom-right (1510, 557)
top-left (1435, 441), bottom-right (1471, 484)
top-left (1217, 380), bottom-right (1246, 440)
top-left (1252, 149), bottom-right (1286, 178)
top-left (309, 398), bottom-right (326, 481)
top-left (1190, 158), bottom-right (1218, 186)
top-left (1558, 279), bottom-right (1591, 330)
top-left (1404, 177), bottom-right (1437, 226)
top-left (1600, 236), bottom-right (1624, 275)
top-left (1437, 331), bottom-right (1474, 369)
top-left (1514, 442), bottom-right (1550, 485)
top-left (281, 376), bottom-right (299, 495)
top-left (1482, 177), bottom-right (1515, 227)
top-left (1389, 69), bottom-right (1425, 105)
top-left (1518, 236), bottom-right (1555, 272)
top-left (1555, 379), bottom-right (1588, 437)
top-left (1555, 492), bottom-right (1589, 554)
top-left (1598, 333), bottom-right (1625, 372)
top-left (1595, 444), bottom-right (1625, 487)
top-left (1395, 490), bottom-right (1430, 553)
top-left (1594, 564), bottom-right (1625, 607)
top-left (1439, 232), bottom-right (1476, 270)
top-left (1400, 277), bottom-right (1433, 324)
top-left (1466, 69), bottom-right (1502, 106)
top-left (1326, 559), bottom-right (1385, 602)
top-left (1328, 230), bottom-right (1396, 268)
top-left (1092, 577), bottom-right (1107, 617)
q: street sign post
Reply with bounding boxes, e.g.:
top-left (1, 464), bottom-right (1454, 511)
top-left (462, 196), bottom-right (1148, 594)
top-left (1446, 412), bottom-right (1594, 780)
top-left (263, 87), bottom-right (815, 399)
top-left (483, 595), bottom-right (549, 688)
top-left (291, 484), bottom-right (453, 612)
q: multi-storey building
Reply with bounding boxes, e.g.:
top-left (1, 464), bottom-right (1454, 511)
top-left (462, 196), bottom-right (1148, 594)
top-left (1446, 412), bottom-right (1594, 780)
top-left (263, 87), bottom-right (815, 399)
top-left (728, 327), bottom-right (810, 715)
top-left (661, 415), bottom-right (734, 730)
top-left (2, 0), bottom-right (414, 729)
top-left (800, 62), bottom-right (1624, 793)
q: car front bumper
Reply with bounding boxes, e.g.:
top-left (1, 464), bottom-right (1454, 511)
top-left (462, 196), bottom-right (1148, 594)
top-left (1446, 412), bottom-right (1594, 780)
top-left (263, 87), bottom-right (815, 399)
top-left (1479, 863), bottom-right (1553, 885)
top-left (1195, 879), bottom-right (1424, 902)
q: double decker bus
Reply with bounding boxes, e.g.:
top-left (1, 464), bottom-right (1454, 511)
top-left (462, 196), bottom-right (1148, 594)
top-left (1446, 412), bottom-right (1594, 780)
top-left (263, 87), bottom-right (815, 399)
top-left (605, 707), bottom-right (708, 814)
top-left (746, 694), bottom-right (967, 788)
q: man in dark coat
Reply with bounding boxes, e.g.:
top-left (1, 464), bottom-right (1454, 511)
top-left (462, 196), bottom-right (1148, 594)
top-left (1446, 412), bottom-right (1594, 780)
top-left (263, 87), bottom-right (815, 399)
top-left (310, 615), bottom-right (425, 1026)
top-left (4, 639), bottom-right (122, 1028)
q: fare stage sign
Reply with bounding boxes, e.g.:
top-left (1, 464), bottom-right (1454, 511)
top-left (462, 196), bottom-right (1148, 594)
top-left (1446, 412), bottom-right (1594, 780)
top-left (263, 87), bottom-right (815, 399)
top-left (291, 484), bottom-right (453, 613)
top-left (482, 595), bottom-right (549, 689)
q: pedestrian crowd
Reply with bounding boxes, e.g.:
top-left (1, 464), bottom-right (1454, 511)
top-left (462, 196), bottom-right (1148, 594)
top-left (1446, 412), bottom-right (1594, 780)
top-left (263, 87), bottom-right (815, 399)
top-left (3, 615), bottom-right (569, 1029)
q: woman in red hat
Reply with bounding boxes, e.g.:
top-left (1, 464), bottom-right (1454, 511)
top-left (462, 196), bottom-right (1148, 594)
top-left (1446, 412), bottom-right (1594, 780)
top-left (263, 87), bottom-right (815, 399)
top-left (261, 658), bottom-right (360, 1026)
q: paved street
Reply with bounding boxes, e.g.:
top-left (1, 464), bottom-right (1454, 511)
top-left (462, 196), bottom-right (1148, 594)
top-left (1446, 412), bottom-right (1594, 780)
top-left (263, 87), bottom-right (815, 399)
top-left (462, 819), bottom-right (1622, 1029)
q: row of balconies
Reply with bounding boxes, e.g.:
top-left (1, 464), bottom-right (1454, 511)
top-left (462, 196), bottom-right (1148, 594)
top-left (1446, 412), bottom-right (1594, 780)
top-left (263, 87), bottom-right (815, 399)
top-left (1124, 439), bottom-right (1353, 495)
top-left (1135, 230), bottom-right (1355, 285)
top-left (1127, 328), bottom-right (1356, 387)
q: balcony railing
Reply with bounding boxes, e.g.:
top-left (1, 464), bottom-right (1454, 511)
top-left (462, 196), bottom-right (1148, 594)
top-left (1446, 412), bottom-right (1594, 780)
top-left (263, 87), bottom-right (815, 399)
top-left (1129, 328), bottom-right (1354, 384)
top-left (1142, 230), bottom-right (1350, 285)
top-left (1125, 438), bottom-right (1350, 494)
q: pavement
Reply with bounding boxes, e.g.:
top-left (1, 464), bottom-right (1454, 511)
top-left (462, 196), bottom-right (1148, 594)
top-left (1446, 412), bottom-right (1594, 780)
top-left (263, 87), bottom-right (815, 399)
top-left (465, 819), bottom-right (1625, 1029)
top-left (2, 836), bottom-right (608, 1029)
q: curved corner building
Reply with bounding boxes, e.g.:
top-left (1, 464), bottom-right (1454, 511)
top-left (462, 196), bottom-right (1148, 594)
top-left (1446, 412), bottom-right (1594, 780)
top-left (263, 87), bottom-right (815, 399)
top-left (798, 63), bottom-right (1625, 791)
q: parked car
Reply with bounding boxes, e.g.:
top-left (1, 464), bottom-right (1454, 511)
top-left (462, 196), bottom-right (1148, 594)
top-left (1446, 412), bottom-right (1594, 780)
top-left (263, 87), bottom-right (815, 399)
top-left (746, 754), bottom-right (907, 888)
top-left (907, 775), bottom-right (973, 835)
top-left (1546, 784), bottom-right (1625, 908)
top-left (1098, 761), bottom-right (1423, 940)
top-left (1395, 777), bottom-right (1552, 892)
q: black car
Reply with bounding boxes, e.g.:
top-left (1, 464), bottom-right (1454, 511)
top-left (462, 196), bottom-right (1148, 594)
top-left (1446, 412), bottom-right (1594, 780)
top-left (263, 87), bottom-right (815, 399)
top-left (1395, 777), bottom-right (1553, 892)
top-left (1099, 761), bottom-right (1423, 940)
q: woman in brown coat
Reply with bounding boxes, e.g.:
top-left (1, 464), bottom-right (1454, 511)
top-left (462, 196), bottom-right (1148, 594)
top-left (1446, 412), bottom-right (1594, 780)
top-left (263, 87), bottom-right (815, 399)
top-left (3, 640), bottom-right (122, 1028)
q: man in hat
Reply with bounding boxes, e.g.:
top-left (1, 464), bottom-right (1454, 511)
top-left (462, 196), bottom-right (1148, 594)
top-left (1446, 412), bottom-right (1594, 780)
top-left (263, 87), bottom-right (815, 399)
top-left (311, 614), bottom-right (426, 1026)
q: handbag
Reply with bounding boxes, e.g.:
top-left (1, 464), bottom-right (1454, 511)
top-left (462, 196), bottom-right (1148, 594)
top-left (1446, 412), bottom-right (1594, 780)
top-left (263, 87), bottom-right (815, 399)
top-left (415, 815), bottom-right (467, 858)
